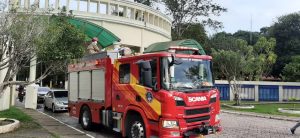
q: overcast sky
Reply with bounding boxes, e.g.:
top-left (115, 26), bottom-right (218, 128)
top-left (208, 0), bottom-right (300, 34)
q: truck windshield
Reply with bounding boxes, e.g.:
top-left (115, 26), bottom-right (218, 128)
top-left (161, 57), bottom-right (213, 91)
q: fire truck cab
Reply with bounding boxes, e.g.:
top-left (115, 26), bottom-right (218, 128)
top-left (68, 39), bottom-right (221, 138)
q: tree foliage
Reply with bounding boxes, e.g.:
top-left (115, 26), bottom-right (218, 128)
top-left (0, 7), bottom-right (47, 92)
top-left (211, 37), bottom-right (251, 105)
top-left (0, 6), bottom-right (85, 95)
top-left (36, 14), bottom-right (85, 74)
top-left (161, 0), bottom-right (226, 39)
top-left (281, 56), bottom-right (300, 82)
top-left (172, 23), bottom-right (208, 51)
top-left (269, 12), bottom-right (300, 77)
top-left (233, 30), bottom-right (260, 45)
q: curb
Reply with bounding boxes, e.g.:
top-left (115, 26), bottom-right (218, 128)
top-left (0, 118), bottom-right (20, 134)
top-left (221, 110), bottom-right (299, 122)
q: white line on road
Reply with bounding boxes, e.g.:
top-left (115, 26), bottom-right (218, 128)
top-left (38, 111), bottom-right (95, 138)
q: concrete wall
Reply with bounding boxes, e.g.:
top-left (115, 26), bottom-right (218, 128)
top-left (216, 80), bottom-right (300, 102)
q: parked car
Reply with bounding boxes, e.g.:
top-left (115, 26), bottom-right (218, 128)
top-left (37, 87), bottom-right (51, 103)
top-left (44, 90), bottom-right (68, 113)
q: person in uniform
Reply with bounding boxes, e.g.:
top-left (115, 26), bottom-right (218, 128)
top-left (87, 37), bottom-right (100, 54)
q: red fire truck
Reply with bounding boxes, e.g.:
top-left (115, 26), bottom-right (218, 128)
top-left (68, 40), bottom-right (221, 138)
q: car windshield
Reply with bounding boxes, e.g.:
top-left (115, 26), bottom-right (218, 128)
top-left (54, 91), bottom-right (68, 98)
top-left (161, 57), bottom-right (213, 91)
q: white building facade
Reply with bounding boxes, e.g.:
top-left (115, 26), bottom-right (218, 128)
top-left (10, 0), bottom-right (172, 52)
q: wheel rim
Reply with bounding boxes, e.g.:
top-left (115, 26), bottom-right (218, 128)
top-left (130, 121), bottom-right (144, 138)
top-left (82, 110), bottom-right (90, 127)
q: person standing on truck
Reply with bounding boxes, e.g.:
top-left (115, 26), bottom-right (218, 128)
top-left (87, 37), bottom-right (100, 54)
top-left (291, 121), bottom-right (300, 134)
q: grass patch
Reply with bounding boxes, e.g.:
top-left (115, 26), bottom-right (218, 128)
top-left (221, 101), bottom-right (300, 117)
top-left (0, 107), bottom-right (39, 129)
top-left (0, 107), bottom-right (32, 122)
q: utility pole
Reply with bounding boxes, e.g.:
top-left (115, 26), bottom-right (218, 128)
top-left (250, 14), bottom-right (253, 45)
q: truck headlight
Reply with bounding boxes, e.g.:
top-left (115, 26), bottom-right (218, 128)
top-left (210, 93), bottom-right (217, 103)
top-left (174, 96), bottom-right (183, 101)
top-left (174, 96), bottom-right (185, 106)
top-left (162, 120), bottom-right (179, 128)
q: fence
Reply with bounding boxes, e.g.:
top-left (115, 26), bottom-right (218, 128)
top-left (215, 80), bottom-right (300, 102)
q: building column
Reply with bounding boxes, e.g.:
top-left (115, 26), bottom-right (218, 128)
top-left (279, 85), bottom-right (283, 102)
top-left (25, 56), bottom-right (38, 109)
top-left (229, 84), bottom-right (234, 101)
top-left (255, 85), bottom-right (259, 101)
top-left (29, 56), bottom-right (37, 82)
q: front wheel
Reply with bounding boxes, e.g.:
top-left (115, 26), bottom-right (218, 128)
top-left (126, 115), bottom-right (146, 138)
top-left (80, 106), bottom-right (92, 130)
top-left (52, 104), bottom-right (56, 113)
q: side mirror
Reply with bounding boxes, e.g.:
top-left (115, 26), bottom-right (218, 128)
top-left (143, 69), bottom-right (152, 88)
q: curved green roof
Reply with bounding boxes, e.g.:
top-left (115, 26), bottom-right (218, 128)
top-left (68, 18), bottom-right (121, 48)
top-left (144, 39), bottom-right (206, 55)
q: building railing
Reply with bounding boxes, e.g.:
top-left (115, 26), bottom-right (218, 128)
top-left (215, 80), bottom-right (300, 102)
top-left (10, 0), bottom-right (172, 38)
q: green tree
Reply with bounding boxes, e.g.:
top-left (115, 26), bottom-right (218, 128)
top-left (172, 23), bottom-right (209, 51)
top-left (269, 12), bottom-right (300, 77)
top-left (281, 56), bottom-right (300, 82)
top-left (161, 0), bottom-right (226, 39)
top-left (233, 30), bottom-right (260, 45)
top-left (211, 38), bottom-right (252, 105)
top-left (244, 37), bottom-right (277, 81)
top-left (36, 13), bottom-right (85, 75)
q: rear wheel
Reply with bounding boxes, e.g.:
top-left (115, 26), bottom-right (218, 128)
top-left (80, 106), bottom-right (92, 130)
top-left (44, 103), bottom-right (48, 110)
top-left (52, 104), bottom-right (56, 113)
top-left (126, 115), bottom-right (145, 138)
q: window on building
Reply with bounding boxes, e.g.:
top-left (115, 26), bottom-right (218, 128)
top-left (126, 8), bottom-right (132, 19)
top-left (29, 0), bottom-right (35, 6)
top-left (19, 0), bottom-right (25, 7)
top-left (69, 0), bottom-right (78, 10)
top-left (79, 0), bottom-right (87, 12)
top-left (48, 0), bottom-right (56, 9)
top-left (110, 4), bottom-right (117, 16)
top-left (118, 6), bottom-right (124, 17)
top-left (39, 0), bottom-right (45, 8)
top-left (89, 1), bottom-right (98, 13)
top-left (99, 3), bottom-right (107, 14)
top-left (59, 0), bottom-right (67, 10)
top-left (139, 59), bottom-right (157, 87)
top-left (119, 64), bottom-right (130, 84)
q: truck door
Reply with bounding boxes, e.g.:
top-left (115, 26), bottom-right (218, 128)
top-left (113, 63), bottom-right (131, 113)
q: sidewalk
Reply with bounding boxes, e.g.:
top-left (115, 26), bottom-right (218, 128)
top-left (222, 109), bottom-right (300, 122)
top-left (2, 105), bottom-right (91, 138)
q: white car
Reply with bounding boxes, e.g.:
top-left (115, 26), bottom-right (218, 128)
top-left (44, 90), bottom-right (68, 113)
top-left (37, 87), bottom-right (50, 103)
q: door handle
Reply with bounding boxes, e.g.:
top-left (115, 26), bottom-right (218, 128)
top-left (116, 94), bottom-right (120, 100)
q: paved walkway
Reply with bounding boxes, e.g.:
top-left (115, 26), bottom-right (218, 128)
top-left (2, 105), bottom-right (91, 138)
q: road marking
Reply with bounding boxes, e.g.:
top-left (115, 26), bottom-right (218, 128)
top-left (38, 111), bottom-right (95, 138)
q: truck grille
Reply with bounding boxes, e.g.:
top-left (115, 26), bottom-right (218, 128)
top-left (185, 108), bottom-right (210, 116)
top-left (185, 115), bottom-right (210, 123)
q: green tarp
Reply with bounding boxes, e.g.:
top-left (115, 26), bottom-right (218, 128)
top-left (143, 39), bottom-right (206, 55)
top-left (68, 18), bottom-right (121, 48)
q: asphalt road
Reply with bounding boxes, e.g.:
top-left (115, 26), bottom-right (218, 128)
top-left (36, 104), bottom-right (121, 138)
top-left (34, 103), bottom-right (300, 138)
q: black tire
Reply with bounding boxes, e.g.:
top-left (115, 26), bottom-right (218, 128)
top-left (126, 115), bottom-right (146, 138)
top-left (44, 103), bottom-right (48, 110)
top-left (52, 104), bottom-right (56, 113)
top-left (80, 106), bottom-right (93, 130)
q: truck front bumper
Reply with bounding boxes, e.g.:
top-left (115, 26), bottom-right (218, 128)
top-left (159, 125), bottom-right (221, 138)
